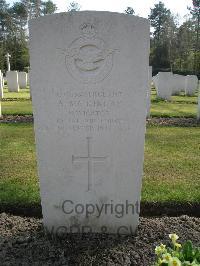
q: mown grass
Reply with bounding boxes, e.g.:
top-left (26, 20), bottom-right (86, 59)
top-left (1, 87), bottom-right (32, 115)
top-left (0, 123), bottom-right (38, 204)
top-left (151, 89), bottom-right (198, 104)
top-left (143, 125), bottom-right (200, 202)
top-left (150, 101), bottom-right (197, 118)
top-left (150, 89), bottom-right (198, 118)
top-left (3, 87), bottom-right (30, 99)
top-left (2, 100), bottom-right (32, 115)
top-left (0, 123), bottom-right (199, 205)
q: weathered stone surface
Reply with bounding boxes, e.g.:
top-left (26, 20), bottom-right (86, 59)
top-left (185, 75), bottom-right (198, 96)
top-left (172, 74), bottom-right (186, 95)
top-left (0, 70), bottom-right (3, 99)
top-left (152, 74), bottom-right (158, 91)
top-left (29, 11), bottom-right (149, 235)
top-left (18, 72), bottom-right (27, 89)
top-left (198, 85), bottom-right (200, 121)
top-left (146, 66), bottom-right (152, 117)
top-left (155, 72), bottom-right (173, 100)
top-left (27, 73), bottom-right (30, 85)
top-left (6, 71), bottom-right (19, 92)
top-left (0, 69), bottom-right (2, 117)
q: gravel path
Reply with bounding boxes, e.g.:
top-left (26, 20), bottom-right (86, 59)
top-left (0, 213), bottom-right (199, 266)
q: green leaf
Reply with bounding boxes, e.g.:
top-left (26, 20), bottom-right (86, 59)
top-left (182, 241), bottom-right (194, 262)
top-left (194, 247), bottom-right (200, 262)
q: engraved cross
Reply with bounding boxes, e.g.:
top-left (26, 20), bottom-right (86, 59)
top-left (72, 137), bottom-right (107, 191)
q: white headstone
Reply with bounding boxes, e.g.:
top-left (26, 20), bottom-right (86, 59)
top-left (27, 72), bottom-right (30, 85)
top-left (197, 83), bottom-right (200, 121)
top-left (172, 74), bottom-right (186, 95)
top-left (185, 75), bottom-right (198, 96)
top-left (152, 74), bottom-right (158, 89)
top-left (2, 74), bottom-right (4, 89)
top-left (146, 66), bottom-right (152, 117)
top-left (0, 70), bottom-right (3, 99)
top-left (6, 71), bottom-right (19, 92)
top-left (155, 72), bottom-right (173, 100)
top-left (18, 72), bottom-right (27, 89)
top-left (27, 72), bottom-right (31, 98)
top-left (29, 11), bottom-right (149, 235)
top-left (0, 70), bottom-right (2, 116)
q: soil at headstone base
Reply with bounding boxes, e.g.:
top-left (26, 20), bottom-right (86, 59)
top-left (147, 117), bottom-right (200, 127)
top-left (1, 115), bottom-right (200, 127)
top-left (0, 115), bottom-right (33, 123)
top-left (0, 213), bottom-right (199, 266)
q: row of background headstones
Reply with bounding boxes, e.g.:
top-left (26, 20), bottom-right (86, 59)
top-left (0, 70), bottom-right (29, 117)
top-left (147, 69), bottom-right (200, 119)
top-left (0, 70), bottom-right (29, 98)
top-left (1, 68), bottom-right (197, 101)
top-left (152, 72), bottom-right (199, 100)
top-left (0, 68), bottom-right (199, 119)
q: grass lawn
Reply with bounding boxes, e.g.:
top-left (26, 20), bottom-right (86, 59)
top-left (2, 100), bottom-right (32, 115)
top-left (1, 87), bottom-right (198, 117)
top-left (150, 101), bottom-right (197, 118)
top-left (150, 89), bottom-right (198, 118)
top-left (151, 89), bottom-right (198, 104)
top-left (143, 125), bottom-right (200, 202)
top-left (0, 123), bottom-right (199, 205)
top-left (3, 87), bottom-right (30, 99)
top-left (1, 87), bottom-right (32, 115)
top-left (0, 123), bottom-right (38, 204)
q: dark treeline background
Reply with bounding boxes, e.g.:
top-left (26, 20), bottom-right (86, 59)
top-left (0, 0), bottom-right (199, 78)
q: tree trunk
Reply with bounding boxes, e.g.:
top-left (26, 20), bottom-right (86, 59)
top-left (35, 0), bottom-right (41, 17)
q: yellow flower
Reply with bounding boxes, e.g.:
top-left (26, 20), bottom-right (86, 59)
top-left (158, 258), bottom-right (163, 265)
top-left (155, 246), bottom-right (162, 255)
top-left (169, 257), bottom-right (182, 266)
top-left (155, 244), bottom-right (166, 255)
top-left (175, 242), bottom-right (182, 249)
top-left (160, 244), bottom-right (166, 250)
top-left (169, 234), bottom-right (179, 244)
top-left (162, 253), bottom-right (172, 262)
top-left (159, 259), bottom-right (168, 265)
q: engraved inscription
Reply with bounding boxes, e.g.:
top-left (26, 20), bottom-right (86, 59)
top-left (72, 137), bottom-right (108, 191)
top-left (52, 88), bottom-right (131, 133)
top-left (65, 23), bottom-right (115, 83)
